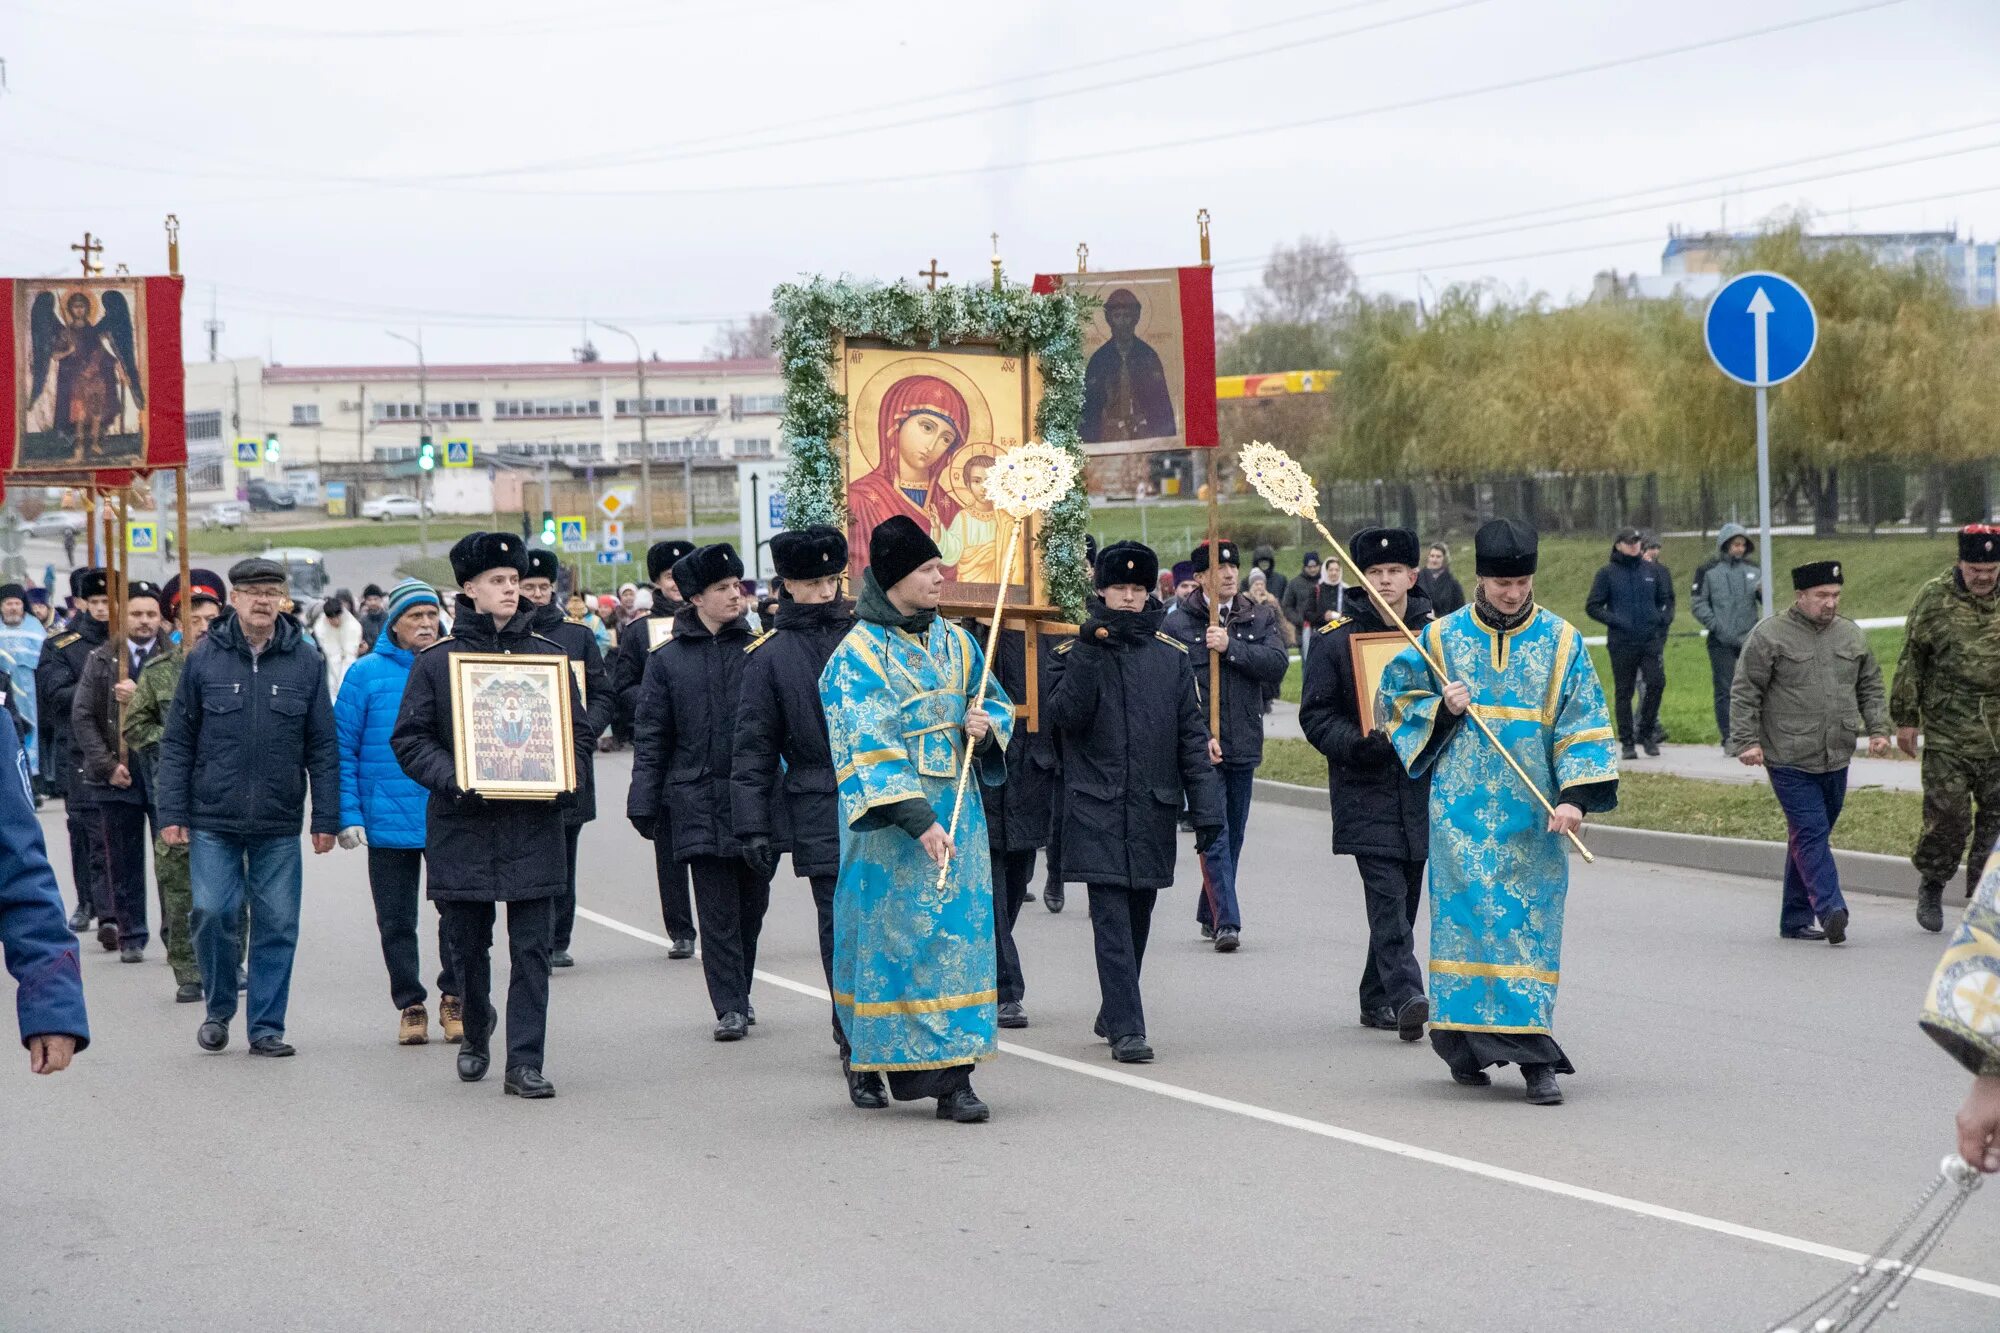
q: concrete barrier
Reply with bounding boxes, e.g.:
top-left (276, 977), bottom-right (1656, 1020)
top-left (1251, 778), bottom-right (1917, 900)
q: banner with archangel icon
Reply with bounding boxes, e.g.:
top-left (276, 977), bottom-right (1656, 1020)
top-left (0, 276), bottom-right (186, 473)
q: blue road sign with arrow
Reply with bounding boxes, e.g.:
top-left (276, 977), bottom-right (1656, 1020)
top-left (1705, 271), bottom-right (1817, 388)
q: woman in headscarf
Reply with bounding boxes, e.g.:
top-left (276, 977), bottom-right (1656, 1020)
top-left (847, 374), bottom-right (968, 578)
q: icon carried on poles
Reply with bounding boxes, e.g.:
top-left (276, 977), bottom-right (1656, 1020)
top-left (234, 439), bottom-right (261, 467)
top-left (125, 522), bottom-right (158, 554)
top-left (558, 516), bottom-right (588, 552)
top-left (444, 439), bottom-right (473, 467)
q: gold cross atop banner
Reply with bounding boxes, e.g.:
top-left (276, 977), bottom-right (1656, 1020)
top-left (919, 259), bottom-right (948, 291)
top-left (72, 231), bottom-right (103, 277)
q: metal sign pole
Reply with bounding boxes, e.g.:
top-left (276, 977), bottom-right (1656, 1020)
top-left (1755, 384), bottom-right (1774, 620)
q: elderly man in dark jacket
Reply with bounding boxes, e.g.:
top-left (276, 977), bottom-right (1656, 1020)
top-left (1160, 539), bottom-right (1288, 951)
top-left (393, 533), bottom-right (589, 1099)
top-left (519, 548), bottom-right (611, 970)
top-left (39, 567), bottom-right (109, 938)
top-left (630, 542), bottom-right (764, 1042)
top-left (157, 557), bottom-right (340, 1058)
top-left (1299, 527), bottom-right (1433, 1041)
top-left (612, 538), bottom-right (696, 955)
top-left (1048, 541), bottom-right (1223, 1062)
top-left (1, 718), bottom-right (89, 1076)
top-left (729, 527), bottom-right (874, 1097)
top-left (1586, 527), bottom-right (1672, 760)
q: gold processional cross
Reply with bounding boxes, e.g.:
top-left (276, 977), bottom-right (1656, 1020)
top-left (72, 231), bottom-right (104, 277)
top-left (919, 258), bottom-right (948, 291)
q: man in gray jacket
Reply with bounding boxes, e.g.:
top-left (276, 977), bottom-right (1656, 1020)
top-left (1727, 560), bottom-right (1891, 945)
top-left (1691, 523), bottom-right (1761, 744)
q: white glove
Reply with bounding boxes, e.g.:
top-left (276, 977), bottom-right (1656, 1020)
top-left (337, 826), bottom-right (367, 850)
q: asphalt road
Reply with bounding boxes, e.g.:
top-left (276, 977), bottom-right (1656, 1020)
top-left (3, 758), bottom-right (1994, 1331)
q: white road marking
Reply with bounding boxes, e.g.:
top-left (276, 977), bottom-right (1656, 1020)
top-left (576, 906), bottom-right (2000, 1302)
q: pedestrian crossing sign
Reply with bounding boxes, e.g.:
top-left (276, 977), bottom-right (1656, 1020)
top-left (558, 516), bottom-right (588, 552)
top-left (444, 439), bottom-right (473, 467)
top-left (125, 522), bottom-right (158, 554)
top-left (234, 438), bottom-right (261, 466)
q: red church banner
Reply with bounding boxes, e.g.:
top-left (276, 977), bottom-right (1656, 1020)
top-left (1032, 265), bottom-right (1218, 455)
top-left (0, 275), bottom-right (185, 474)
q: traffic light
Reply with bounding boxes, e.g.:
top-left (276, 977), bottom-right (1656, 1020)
top-left (540, 510), bottom-right (557, 545)
top-left (262, 431), bottom-right (280, 462)
top-left (418, 436), bottom-right (436, 471)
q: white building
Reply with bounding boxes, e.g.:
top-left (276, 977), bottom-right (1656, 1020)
top-left (181, 356), bottom-right (786, 519)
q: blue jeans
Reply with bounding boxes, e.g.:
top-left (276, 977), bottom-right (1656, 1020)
top-left (190, 832), bottom-right (303, 1040)
top-left (1767, 766), bottom-right (1849, 933)
top-left (1196, 764), bottom-right (1256, 932)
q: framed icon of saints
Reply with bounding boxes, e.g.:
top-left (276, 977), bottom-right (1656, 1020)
top-left (447, 652), bottom-right (577, 800)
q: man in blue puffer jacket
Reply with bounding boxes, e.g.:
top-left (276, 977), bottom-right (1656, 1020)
top-left (336, 579), bottom-right (460, 1047)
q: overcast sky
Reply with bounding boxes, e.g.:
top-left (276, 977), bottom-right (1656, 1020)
top-left (3, 0), bottom-right (1996, 368)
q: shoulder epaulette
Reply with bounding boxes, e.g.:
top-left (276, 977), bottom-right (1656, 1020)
top-left (420, 635), bottom-right (456, 652)
top-left (744, 629), bottom-right (776, 655)
top-left (1155, 631), bottom-right (1188, 653)
top-left (50, 632), bottom-right (78, 649)
top-left (1316, 616), bottom-right (1346, 635)
top-left (528, 632), bottom-right (567, 651)
top-left (1053, 639), bottom-right (1074, 655)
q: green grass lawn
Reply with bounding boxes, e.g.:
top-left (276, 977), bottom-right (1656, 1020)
top-left (191, 515), bottom-right (534, 556)
top-left (1259, 738), bottom-right (1919, 856)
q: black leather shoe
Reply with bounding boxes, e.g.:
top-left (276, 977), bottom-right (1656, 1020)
top-left (457, 1046), bottom-right (490, 1082)
top-left (119, 946), bottom-right (143, 964)
top-left (714, 1012), bottom-right (749, 1041)
top-left (1023, 889), bottom-right (1037, 902)
top-left (1110, 1034), bottom-right (1154, 1063)
top-left (1044, 885), bottom-right (1065, 913)
top-left (1823, 908), bottom-right (1849, 946)
top-left (936, 1087), bottom-right (990, 1123)
top-left (746, 1005), bottom-right (756, 1026)
top-left (667, 937), bottom-right (695, 959)
top-left (1781, 926), bottom-right (1827, 940)
top-left (1213, 927), bottom-right (1240, 953)
top-left (997, 1001), bottom-right (1027, 1029)
top-left (1642, 739), bottom-right (1661, 757)
top-left (67, 903), bottom-right (90, 933)
top-left (1198, 923), bottom-right (1214, 941)
top-left (1522, 1063), bottom-right (1563, 1105)
top-left (1918, 882), bottom-right (1946, 933)
top-left (1450, 1067), bottom-right (1492, 1087)
top-left (248, 1036), bottom-right (295, 1058)
top-left (1395, 995), bottom-right (1430, 1042)
top-left (175, 982), bottom-right (202, 1004)
top-left (549, 950), bottom-right (574, 969)
top-left (1620, 743), bottom-right (1638, 761)
top-left (96, 922), bottom-right (118, 951)
top-left (196, 1020), bottom-right (228, 1052)
top-left (504, 1067), bottom-right (555, 1099)
top-left (1358, 1007), bottom-right (1398, 1030)
top-left (846, 1068), bottom-right (888, 1110)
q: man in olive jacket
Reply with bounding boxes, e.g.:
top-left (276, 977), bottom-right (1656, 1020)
top-left (392, 532), bottom-right (590, 1099)
top-left (1727, 560), bottom-right (1891, 945)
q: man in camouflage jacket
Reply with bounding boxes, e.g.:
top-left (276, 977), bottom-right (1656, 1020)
top-left (1894, 527), bottom-right (2000, 932)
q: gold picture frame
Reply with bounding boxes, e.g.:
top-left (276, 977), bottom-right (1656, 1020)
top-left (447, 651), bottom-right (576, 800)
top-left (1349, 631), bottom-right (1408, 737)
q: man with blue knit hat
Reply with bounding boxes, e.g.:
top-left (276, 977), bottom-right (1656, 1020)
top-left (614, 537), bottom-right (697, 954)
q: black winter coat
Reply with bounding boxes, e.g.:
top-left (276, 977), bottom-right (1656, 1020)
top-left (628, 606), bottom-right (754, 864)
top-left (730, 598), bottom-right (854, 879)
top-left (1585, 549), bottom-right (1671, 649)
top-left (1044, 601), bottom-right (1224, 890)
top-left (390, 598), bottom-right (590, 902)
top-left (611, 599), bottom-right (680, 739)
top-left (526, 600), bottom-right (609, 825)
top-left (1417, 567), bottom-right (1465, 617)
top-left (1159, 590), bottom-right (1289, 769)
top-left (71, 637), bottom-right (168, 808)
top-left (156, 611), bottom-right (341, 840)
top-left (37, 614), bottom-right (105, 801)
top-left (1297, 586), bottom-right (1432, 861)
top-left (975, 626), bottom-right (1057, 855)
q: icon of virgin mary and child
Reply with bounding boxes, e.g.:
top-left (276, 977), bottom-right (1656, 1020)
top-left (847, 373), bottom-right (1003, 584)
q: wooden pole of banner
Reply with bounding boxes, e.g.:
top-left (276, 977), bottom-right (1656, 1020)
top-left (169, 216), bottom-right (192, 649)
top-left (112, 491), bottom-right (129, 764)
top-left (1198, 209), bottom-right (1221, 743)
top-left (86, 484), bottom-right (99, 567)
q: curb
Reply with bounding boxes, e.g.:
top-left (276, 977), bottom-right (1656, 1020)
top-left (1251, 778), bottom-right (1918, 901)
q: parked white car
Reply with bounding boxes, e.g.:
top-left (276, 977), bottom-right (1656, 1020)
top-left (26, 511), bottom-right (87, 539)
top-left (200, 501), bottom-right (249, 530)
top-left (360, 494), bottom-right (431, 520)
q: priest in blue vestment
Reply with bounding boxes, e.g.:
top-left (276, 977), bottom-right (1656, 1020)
top-left (1378, 518), bottom-right (1619, 1106)
top-left (818, 515), bottom-right (1015, 1123)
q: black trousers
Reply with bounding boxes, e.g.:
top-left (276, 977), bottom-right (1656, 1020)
top-left (1042, 792), bottom-right (1066, 892)
top-left (653, 837), bottom-right (696, 941)
top-left (366, 847), bottom-right (457, 1011)
top-left (91, 802), bottom-right (150, 948)
top-left (1088, 884), bottom-right (1158, 1041)
top-left (887, 1064), bottom-right (972, 1101)
top-left (1608, 640), bottom-right (1664, 746)
top-left (440, 896), bottom-right (553, 1074)
top-left (552, 824), bottom-right (582, 953)
top-left (995, 849), bottom-right (1034, 1005)
top-left (807, 874), bottom-right (850, 1057)
top-left (67, 808), bottom-right (109, 920)
top-left (1354, 855), bottom-right (1425, 1015)
top-left (1706, 637), bottom-right (1739, 740)
top-left (688, 855), bottom-right (770, 1018)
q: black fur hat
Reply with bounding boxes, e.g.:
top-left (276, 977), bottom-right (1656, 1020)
top-left (76, 568), bottom-right (108, 599)
top-left (648, 539), bottom-right (697, 582)
top-left (672, 542), bottom-right (746, 599)
top-left (1350, 526), bottom-right (1420, 571)
top-left (1095, 541), bottom-right (1159, 591)
top-left (1189, 539), bottom-right (1239, 574)
top-left (771, 525), bottom-right (847, 581)
top-left (448, 531), bottom-right (530, 585)
top-left (525, 548), bottom-right (561, 582)
top-left (868, 515), bottom-right (942, 592)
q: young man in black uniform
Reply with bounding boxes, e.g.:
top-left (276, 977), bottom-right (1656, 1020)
top-left (629, 543), bottom-right (767, 1042)
top-left (1046, 541), bottom-right (1224, 1063)
top-left (519, 548), bottom-right (610, 970)
top-left (1298, 527), bottom-right (1433, 1042)
top-left (729, 526), bottom-right (882, 1102)
top-left (613, 538), bottom-right (695, 954)
top-left (39, 568), bottom-right (110, 942)
top-left (392, 533), bottom-right (590, 1100)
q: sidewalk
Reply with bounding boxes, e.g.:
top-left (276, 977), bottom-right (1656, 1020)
top-left (1264, 700), bottom-right (1921, 791)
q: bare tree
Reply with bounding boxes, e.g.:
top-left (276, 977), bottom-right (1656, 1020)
top-left (706, 311), bottom-right (781, 361)
top-left (1245, 235), bottom-right (1357, 326)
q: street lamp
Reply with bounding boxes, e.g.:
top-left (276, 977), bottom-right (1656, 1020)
top-left (385, 329), bottom-right (430, 557)
top-left (593, 321), bottom-right (653, 547)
